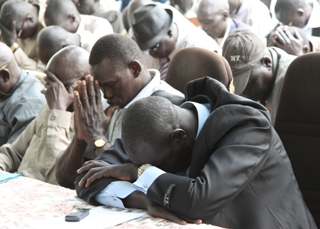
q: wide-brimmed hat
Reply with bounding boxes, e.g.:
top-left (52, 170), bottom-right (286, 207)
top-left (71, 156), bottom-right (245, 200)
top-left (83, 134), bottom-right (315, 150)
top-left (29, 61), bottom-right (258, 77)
top-left (222, 29), bottom-right (266, 95)
top-left (131, 4), bottom-right (173, 50)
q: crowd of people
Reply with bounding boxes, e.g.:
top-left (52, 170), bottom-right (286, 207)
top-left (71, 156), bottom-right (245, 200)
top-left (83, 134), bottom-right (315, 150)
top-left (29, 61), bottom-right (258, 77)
top-left (0, 0), bottom-right (319, 228)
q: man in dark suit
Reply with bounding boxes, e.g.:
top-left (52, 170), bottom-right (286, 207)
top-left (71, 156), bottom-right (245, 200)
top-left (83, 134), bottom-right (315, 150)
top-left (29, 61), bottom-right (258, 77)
top-left (75, 77), bottom-right (316, 228)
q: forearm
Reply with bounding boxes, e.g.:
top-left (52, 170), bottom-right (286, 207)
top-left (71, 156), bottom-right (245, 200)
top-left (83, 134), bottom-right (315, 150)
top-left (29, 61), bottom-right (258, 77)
top-left (55, 136), bottom-right (88, 188)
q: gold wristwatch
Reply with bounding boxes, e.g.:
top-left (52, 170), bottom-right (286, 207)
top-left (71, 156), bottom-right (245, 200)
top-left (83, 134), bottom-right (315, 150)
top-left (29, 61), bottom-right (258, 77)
top-left (10, 42), bottom-right (19, 53)
top-left (94, 138), bottom-right (108, 148)
top-left (137, 164), bottom-right (152, 178)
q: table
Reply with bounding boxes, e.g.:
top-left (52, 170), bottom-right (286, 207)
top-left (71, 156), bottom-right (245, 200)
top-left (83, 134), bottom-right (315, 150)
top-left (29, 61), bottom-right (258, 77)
top-left (0, 174), bottom-right (224, 229)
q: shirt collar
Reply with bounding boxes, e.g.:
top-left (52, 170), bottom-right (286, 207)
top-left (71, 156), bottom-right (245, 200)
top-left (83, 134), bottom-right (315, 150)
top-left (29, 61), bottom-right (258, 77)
top-left (180, 101), bottom-right (211, 138)
top-left (124, 69), bottom-right (160, 108)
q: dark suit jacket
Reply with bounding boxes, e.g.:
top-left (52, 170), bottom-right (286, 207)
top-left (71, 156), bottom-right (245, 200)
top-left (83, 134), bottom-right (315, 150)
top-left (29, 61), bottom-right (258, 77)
top-left (76, 77), bottom-right (316, 229)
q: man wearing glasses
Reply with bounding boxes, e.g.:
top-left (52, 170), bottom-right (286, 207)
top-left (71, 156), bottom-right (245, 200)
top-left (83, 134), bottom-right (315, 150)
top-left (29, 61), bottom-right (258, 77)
top-left (131, 4), bottom-right (219, 80)
top-left (0, 0), bottom-right (46, 77)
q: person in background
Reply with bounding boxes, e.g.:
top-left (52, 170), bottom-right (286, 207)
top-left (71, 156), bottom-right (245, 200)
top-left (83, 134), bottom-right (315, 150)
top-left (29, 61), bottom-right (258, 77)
top-left (222, 29), bottom-right (296, 124)
top-left (55, 34), bottom-right (183, 188)
top-left (0, 0), bottom-right (46, 77)
top-left (131, 4), bottom-right (219, 80)
top-left (72, 0), bottom-right (125, 34)
top-left (275, 0), bottom-right (320, 36)
top-left (44, 0), bottom-right (113, 52)
top-left (197, 0), bottom-right (250, 52)
top-left (227, 0), bottom-right (277, 37)
top-left (0, 46), bottom-right (90, 185)
top-left (0, 42), bottom-right (45, 146)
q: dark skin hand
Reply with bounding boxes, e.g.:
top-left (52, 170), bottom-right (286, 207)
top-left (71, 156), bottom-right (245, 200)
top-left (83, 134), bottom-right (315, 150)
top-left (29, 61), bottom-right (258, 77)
top-left (73, 75), bottom-right (117, 145)
top-left (77, 161), bottom-right (202, 225)
top-left (42, 70), bottom-right (74, 111)
top-left (270, 26), bottom-right (304, 56)
top-left (0, 20), bottom-right (17, 46)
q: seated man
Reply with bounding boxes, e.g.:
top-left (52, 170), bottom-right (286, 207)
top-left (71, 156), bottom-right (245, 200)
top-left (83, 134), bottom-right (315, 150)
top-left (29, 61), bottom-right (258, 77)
top-left (55, 34), bottom-right (183, 188)
top-left (0, 0), bottom-right (46, 75)
top-left (44, 0), bottom-right (114, 52)
top-left (0, 42), bottom-right (45, 146)
top-left (75, 77), bottom-right (317, 228)
top-left (131, 4), bottom-right (219, 80)
top-left (72, 0), bottom-right (125, 34)
top-left (0, 46), bottom-right (90, 184)
top-left (36, 26), bottom-right (82, 65)
top-left (222, 29), bottom-right (296, 124)
top-left (275, 0), bottom-right (320, 36)
top-left (228, 0), bottom-right (276, 37)
top-left (197, 0), bottom-right (250, 52)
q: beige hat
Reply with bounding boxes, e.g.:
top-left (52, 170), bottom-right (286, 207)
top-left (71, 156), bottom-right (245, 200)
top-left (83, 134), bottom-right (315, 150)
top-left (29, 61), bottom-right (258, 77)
top-left (222, 29), bottom-right (266, 94)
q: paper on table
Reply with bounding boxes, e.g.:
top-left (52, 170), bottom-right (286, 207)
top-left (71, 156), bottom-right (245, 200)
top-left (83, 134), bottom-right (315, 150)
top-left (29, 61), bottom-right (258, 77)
top-left (27, 206), bottom-right (147, 229)
top-left (0, 171), bottom-right (21, 183)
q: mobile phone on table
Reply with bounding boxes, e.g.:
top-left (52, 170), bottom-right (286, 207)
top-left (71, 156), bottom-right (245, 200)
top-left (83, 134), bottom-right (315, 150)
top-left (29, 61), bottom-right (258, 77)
top-left (65, 208), bottom-right (90, 222)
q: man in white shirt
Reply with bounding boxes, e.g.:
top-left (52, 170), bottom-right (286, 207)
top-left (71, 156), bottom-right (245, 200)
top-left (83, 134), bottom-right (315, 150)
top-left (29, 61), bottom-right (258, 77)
top-left (55, 34), bottom-right (184, 188)
top-left (44, 0), bottom-right (113, 52)
top-left (131, 4), bottom-right (219, 80)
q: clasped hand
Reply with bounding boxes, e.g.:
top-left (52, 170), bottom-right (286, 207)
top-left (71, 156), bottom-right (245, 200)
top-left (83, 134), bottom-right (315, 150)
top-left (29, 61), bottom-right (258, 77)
top-left (73, 76), bottom-right (117, 145)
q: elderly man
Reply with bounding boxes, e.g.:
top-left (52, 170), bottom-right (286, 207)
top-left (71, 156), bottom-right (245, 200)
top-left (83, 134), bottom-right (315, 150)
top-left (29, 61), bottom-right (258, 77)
top-left (222, 29), bottom-right (296, 124)
top-left (75, 77), bottom-right (317, 228)
top-left (55, 34), bottom-right (183, 188)
top-left (44, 0), bottom-right (113, 52)
top-left (0, 0), bottom-right (46, 74)
top-left (0, 42), bottom-right (45, 147)
top-left (0, 46), bottom-right (90, 184)
top-left (131, 4), bottom-right (219, 79)
top-left (197, 0), bottom-right (250, 52)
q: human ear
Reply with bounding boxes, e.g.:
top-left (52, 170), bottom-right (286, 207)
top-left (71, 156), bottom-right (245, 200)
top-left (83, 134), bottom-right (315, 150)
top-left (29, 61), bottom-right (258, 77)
top-left (296, 8), bottom-right (304, 17)
top-left (223, 10), bottom-right (229, 20)
top-left (172, 128), bottom-right (187, 143)
top-left (261, 56), bottom-right (272, 69)
top-left (303, 44), bottom-right (309, 53)
top-left (68, 14), bottom-right (76, 22)
top-left (129, 60), bottom-right (141, 78)
top-left (0, 69), bottom-right (11, 83)
top-left (167, 29), bottom-right (173, 37)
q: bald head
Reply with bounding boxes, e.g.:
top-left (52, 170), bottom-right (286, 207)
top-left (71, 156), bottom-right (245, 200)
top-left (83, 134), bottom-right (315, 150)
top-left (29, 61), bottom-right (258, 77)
top-left (0, 0), bottom-right (39, 39)
top-left (197, 0), bottom-right (229, 39)
top-left (0, 42), bottom-right (20, 74)
top-left (275, 0), bottom-right (309, 27)
top-left (45, 0), bottom-right (81, 33)
top-left (37, 26), bottom-right (81, 64)
top-left (165, 47), bottom-right (232, 92)
top-left (47, 46), bottom-right (90, 86)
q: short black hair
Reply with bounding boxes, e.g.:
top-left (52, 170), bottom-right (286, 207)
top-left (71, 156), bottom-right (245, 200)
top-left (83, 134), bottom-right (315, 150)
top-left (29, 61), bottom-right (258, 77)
top-left (89, 34), bottom-right (145, 68)
top-left (122, 96), bottom-right (180, 157)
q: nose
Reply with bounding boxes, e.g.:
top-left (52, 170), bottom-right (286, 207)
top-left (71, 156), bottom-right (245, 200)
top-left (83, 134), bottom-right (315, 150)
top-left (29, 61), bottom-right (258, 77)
top-left (103, 88), bottom-right (113, 100)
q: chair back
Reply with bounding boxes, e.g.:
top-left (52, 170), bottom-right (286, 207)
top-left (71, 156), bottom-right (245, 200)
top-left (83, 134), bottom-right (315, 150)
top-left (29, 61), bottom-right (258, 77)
top-left (274, 52), bottom-right (320, 227)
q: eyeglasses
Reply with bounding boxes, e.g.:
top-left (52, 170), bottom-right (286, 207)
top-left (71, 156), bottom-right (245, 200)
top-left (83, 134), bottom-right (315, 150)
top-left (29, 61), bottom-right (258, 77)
top-left (18, 13), bottom-right (29, 38)
top-left (149, 43), bottom-right (160, 52)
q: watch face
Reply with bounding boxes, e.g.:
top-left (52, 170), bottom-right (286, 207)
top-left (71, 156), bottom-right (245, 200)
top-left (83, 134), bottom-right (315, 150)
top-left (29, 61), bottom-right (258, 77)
top-left (95, 139), bottom-right (106, 148)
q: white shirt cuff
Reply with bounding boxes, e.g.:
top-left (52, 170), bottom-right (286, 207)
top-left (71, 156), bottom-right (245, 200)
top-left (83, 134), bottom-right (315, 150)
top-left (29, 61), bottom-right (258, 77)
top-left (133, 166), bottom-right (165, 194)
top-left (95, 181), bottom-right (136, 208)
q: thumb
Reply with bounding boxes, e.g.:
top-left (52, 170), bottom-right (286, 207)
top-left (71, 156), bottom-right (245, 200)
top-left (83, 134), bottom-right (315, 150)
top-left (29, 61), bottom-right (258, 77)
top-left (67, 85), bottom-right (74, 95)
top-left (294, 29), bottom-right (303, 42)
top-left (12, 20), bottom-right (16, 32)
top-left (104, 105), bottom-right (118, 117)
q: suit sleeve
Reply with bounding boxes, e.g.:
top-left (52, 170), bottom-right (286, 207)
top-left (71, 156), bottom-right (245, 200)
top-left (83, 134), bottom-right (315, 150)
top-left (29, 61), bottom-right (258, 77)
top-left (75, 139), bottom-right (132, 205)
top-left (146, 104), bottom-right (272, 220)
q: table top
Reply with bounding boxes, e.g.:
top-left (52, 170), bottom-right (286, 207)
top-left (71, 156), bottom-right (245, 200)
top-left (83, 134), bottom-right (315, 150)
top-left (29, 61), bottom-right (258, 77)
top-left (0, 174), bottom-right (223, 229)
